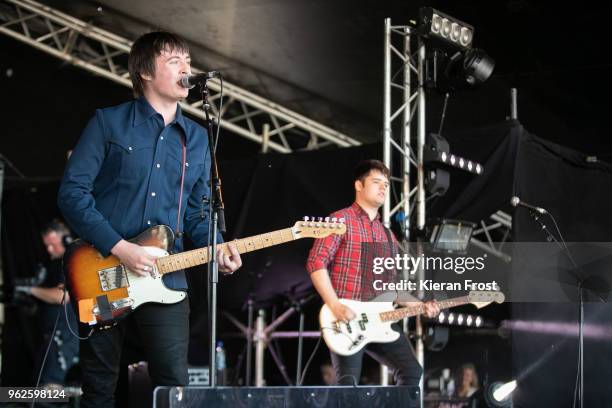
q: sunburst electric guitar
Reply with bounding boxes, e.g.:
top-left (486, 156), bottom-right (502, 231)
top-left (320, 290), bottom-right (505, 356)
top-left (64, 219), bottom-right (346, 330)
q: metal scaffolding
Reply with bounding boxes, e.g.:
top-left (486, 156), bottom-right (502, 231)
top-left (382, 18), bottom-right (427, 397)
top-left (0, 0), bottom-right (361, 153)
top-left (382, 17), bottom-right (512, 399)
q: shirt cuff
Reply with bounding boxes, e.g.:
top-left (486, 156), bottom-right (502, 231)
top-left (89, 223), bottom-right (123, 257)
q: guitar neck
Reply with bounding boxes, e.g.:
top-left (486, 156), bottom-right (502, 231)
top-left (155, 227), bottom-right (295, 274)
top-left (379, 296), bottom-right (470, 322)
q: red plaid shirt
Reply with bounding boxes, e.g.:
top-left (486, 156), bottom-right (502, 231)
top-left (306, 202), bottom-right (398, 301)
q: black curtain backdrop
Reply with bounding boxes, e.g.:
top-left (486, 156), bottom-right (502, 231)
top-left (511, 133), bottom-right (612, 407)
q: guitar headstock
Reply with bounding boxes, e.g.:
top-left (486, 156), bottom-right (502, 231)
top-left (467, 291), bottom-right (505, 309)
top-left (293, 216), bottom-right (347, 239)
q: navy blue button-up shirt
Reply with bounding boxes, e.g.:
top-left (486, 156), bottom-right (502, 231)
top-left (58, 97), bottom-right (221, 289)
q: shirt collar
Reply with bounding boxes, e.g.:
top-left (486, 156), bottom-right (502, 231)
top-left (133, 97), bottom-right (188, 135)
top-left (173, 104), bottom-right (187, 134)
top-left (133, 97), bottom-right (157, 126)
top-left (351, 201), bottom-right (381, 221)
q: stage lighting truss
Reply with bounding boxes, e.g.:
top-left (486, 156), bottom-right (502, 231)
top-left (383, 13), bottom-right (504, 389)
top-left (418, 7), bottom-right (474, 50)
top-left (0, 0), bottom-right (360, 153)
top-left (470, 211), bottom-right (513, 263)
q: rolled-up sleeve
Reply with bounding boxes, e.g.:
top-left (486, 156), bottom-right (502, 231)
top-left (306, 229), bottom-right (342, 274)
top-left (57, 110), bottom-right (122, 256)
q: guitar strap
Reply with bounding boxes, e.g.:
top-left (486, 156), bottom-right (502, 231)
top-left (175, 134), bottom-right (187, 238)
top-left (382, 226), bottom-right (397, 258)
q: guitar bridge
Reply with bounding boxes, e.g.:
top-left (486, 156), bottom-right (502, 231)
top-left (98, 265), bottom-right (129, 291)
top-left (92, 297), bottom-right (134, 315)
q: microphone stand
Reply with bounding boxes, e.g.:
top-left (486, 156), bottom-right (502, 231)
top-left (527, 210), bottom-right (589, 408)
top-left (198, 79), bottom-right (226, 388)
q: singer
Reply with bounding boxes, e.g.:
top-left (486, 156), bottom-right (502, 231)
top-left (57, 31), bottom-right (242, 407)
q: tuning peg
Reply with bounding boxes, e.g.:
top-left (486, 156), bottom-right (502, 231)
top-left (331, 217), bottom-right (338, 223)
top-left (318, 217), bottom-right (323, 222)
top-left (324, 217), bottom-right (330, 222)
top-left (339, 218), bottom-right (346, 223)
top-left (303, 216), bottom-right (309, 221)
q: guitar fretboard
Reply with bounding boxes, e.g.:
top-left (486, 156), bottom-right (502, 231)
top-left (155, 228), bottom-right (295, 274)
top-left (379, 296), bottom-right (470, 322)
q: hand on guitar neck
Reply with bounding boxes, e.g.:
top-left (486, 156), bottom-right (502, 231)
top-left (110, 239), bottom-right (243, 276)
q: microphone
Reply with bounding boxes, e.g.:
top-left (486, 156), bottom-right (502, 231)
top-left (510, 196), bottom-right (547, 214)
top-left (180, 72), bottom-right (220, 89)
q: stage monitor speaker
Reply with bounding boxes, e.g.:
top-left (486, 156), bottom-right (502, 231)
top-left (153, 385), bottom-right (420, 408)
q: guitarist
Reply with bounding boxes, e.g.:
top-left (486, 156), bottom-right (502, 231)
top-left (57, 31), bottom-right (242, 407)
top-left (307, 159), bottom-right (439, 386)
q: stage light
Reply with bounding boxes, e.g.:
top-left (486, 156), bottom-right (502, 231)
top-left (485, 380), bottom-right (516, 407)
top-left (475, 316), bottom-right (483, 327)
top-left (463, 48), bottom-right (495, 85)
top-left (424, 133), bottom-right (484, 176)
top-left (438, 312), bottom-right (445, 323)
top-left (466, 315), bottom-right (473, 326)
top-left (419, 7), bottom-right (474, 50)
top-left (430, 219), bottom-right (476, 254)
top-left (447, 313), bottom-right (455, 324)
top-left (426, 168), bottom-right (450, 196)
top-left (443, 48), bottom-right (495, 89)
top-left (457, 314), bottom-right (464, 325)
top-left (425, 325), bottom-right (449, 351)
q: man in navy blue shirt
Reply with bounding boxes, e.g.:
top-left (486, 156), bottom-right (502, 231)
top-left (58, 31), bottom-right (241, 407)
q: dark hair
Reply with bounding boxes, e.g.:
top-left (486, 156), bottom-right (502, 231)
top-left (41, 219), bottom-right (70, 238)
top-left (128, 31), bottom-right (190, 97)
top-left (353, 159), bottom-right (390, 183)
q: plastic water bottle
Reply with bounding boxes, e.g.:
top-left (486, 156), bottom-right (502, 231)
top-left (215, 341), bottom-right (227, 385)
top-left (440, 368), bottom-right (451, 396)
top-left (447, 378), bottom-right (455, 397)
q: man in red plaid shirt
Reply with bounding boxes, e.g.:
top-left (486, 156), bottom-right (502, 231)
top-left (307, 159), bottom-right (439, 386)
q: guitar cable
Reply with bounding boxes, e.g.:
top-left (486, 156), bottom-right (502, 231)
top-left (297, 334), bottom-right (322, 386)
top-left (298, 327), bottom-right (360, 386)
top-left (62, 287), bottom-right (94, 341)
top-left (31, 301), bottom-right (62, 408)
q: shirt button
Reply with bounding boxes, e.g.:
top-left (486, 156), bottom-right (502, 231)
top-left (186, 162), bottom-right (189, 167)
top-left (151, 192), bottom-right (156, 197)
top-left (160, 136), bottom-right (164, 140)
top-left (156, 163), bottom-right (161, 168)
top-left (147, 220), bottom-right (152, 225)
top-left (128, 146), bottom-right (133, 152)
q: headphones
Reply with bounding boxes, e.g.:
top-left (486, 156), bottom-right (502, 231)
top-left (43, 219), bottom-right (74, 248)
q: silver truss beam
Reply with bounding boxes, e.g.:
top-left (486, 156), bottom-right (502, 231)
top-left (471, 210), bottom-right (513, 262)
top-left (382, 19), bottom-right (427, 401)
top-left (0, 0), bottom-right (361, 153)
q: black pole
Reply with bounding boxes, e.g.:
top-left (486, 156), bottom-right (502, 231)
top-left (528, 210), bottom-right (586, 408)
top-left (199, 79), bottom-right (226, 388)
